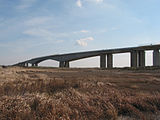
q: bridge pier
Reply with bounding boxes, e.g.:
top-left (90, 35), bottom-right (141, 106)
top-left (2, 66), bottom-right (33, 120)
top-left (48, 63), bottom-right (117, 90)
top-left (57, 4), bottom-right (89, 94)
top-left (138, 50), bottom-right (145, 67)
top-left (153, 49), bottom-right (160, 66)
top-left (32, 63), bottom-right (38, 67)
top-left (59, 61), bottom-right (70, 68)
top-left (100, 54), bottom-right (106, 68)
top-left (64, 61), bottom-right (70, 68)
top-left (107, 53), bottom-right (113, 68)
top-left (131, 51), bottom-right (138, 67)
top-left (59, 61), bottom-right (65, 68)
top-left (21, 63), bottom-right (25, 67)
top-left (35, 63), bottom-right (38, 67)
top-left (131, 50), bottom-right (145, 68)
top-left (22, 63), bottom-right (28, 67)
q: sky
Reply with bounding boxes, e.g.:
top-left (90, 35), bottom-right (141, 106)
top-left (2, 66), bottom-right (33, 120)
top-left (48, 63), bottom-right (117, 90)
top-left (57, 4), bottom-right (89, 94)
top-left (0, 0), bottom-right (160, 67)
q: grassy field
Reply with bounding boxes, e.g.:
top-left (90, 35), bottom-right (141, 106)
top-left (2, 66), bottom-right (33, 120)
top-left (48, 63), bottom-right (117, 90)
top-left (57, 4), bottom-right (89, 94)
top-left (0, 66), bottom-right (160, 120)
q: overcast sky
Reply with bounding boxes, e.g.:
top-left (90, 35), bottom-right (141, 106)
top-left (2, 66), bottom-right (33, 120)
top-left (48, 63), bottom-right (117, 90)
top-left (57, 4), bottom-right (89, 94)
top-left (0, 0), bottom-right (159, 67)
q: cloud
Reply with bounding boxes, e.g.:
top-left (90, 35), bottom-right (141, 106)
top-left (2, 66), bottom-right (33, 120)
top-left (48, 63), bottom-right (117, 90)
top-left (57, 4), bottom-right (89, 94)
top-left (80, 30), bottom-right (90, 33)
top-left (76, 0), bottom-right (115, 9)
top-left (76, 40), bottom-right (87, 47)
top-left (86, 0), bottom-right (115, 9)
top-left (25, 17), bottom-right (52, 26)
top-left (86, 0), bottom-right (103, 3)
top-left (76, 0), bottom-right (82, 8)
top-left (16, 0), bottom-right (36, 9)
top-left (73, 30), bottom-right (90, 34)
top-left (96, 0), bottom-right (103, 3)
top-left (85, 0), bottom-right (103, 3)
top-left (23, 28), bottom-right (68, 42)
top-left (23, 28), bottom-right (53, 38)
top-left (76, 37), bottom-right (94, 47)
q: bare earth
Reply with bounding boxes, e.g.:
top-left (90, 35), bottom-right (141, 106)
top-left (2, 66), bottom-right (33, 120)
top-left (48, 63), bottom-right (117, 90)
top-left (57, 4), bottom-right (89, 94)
top-left (0, 66), bottom-right (160, 120)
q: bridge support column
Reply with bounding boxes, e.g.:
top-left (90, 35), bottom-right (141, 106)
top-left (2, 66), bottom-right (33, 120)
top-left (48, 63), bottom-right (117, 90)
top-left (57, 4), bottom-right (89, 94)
top-left (131, 51), bottom-right (138, 67)
top-left (64, 61), bottom-right (70, 68)
top-left (32, 63), bottom-right (38, 67)
top-left (21, 63), bottom-right (25, 67)
top-left (153, 49), bottom-right (160, 66)
top-left (59, 61), bottom-right (65, 68)
top-left (107, 53), bottom-right (113, 68)
top-left (100, 54), bottom-right (106, 68)
top-left (138, 50), bottom-right (145, 67)
top-left (35, 63), bottom-right (38, 67)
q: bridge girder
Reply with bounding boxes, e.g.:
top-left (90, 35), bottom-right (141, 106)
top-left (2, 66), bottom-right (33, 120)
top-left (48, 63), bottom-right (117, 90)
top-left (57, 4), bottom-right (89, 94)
top-left (13, 44), bottom-right (160, 68)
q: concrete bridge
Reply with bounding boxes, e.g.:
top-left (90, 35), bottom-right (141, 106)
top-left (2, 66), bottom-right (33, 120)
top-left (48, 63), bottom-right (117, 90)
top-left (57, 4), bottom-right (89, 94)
top-left (14, 44), bottom-right (160, 68)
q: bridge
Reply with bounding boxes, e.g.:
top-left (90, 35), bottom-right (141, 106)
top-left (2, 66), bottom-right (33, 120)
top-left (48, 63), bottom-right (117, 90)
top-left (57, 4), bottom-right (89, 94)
top-left (14, 44), bottom-right (160, 68)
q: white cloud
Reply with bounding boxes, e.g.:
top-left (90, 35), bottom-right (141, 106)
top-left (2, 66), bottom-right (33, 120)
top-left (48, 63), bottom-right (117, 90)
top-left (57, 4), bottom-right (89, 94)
top-left (23, 28), bottom-right (53, 38)
top-left (86, 0), bottom-right (115, 9)
top-left (23, 28), bottom-right (68, 42)
top-left (16, 0), bottom-right (36, 9)
top-left (76, 37), bottom-right (94, 47)
top-left (76, 0), bottom-right (114, 9)
top-left (76, 0), bottom-right (82, 8)
top-left (80, 30), bottom-right (90, 33)
top-left (25, 17), bottom-right (52, 26)
top-left (86, 0), bottom-right (103, 3)
top-left (77, 40), bottom-right (87, 47)
top-left (73, 30), bottom-right (90, 34)
top-left (96, 0), bottom-right (103, 3)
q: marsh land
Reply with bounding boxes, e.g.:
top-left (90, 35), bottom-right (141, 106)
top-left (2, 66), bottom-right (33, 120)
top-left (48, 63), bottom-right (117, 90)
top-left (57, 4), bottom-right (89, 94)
top-left (0, 66), bottom-right (160, 120)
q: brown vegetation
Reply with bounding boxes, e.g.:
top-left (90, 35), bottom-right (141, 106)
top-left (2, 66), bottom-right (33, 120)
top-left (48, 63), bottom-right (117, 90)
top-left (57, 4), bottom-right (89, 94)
top-left (0, 66), bottom-right (160, 120)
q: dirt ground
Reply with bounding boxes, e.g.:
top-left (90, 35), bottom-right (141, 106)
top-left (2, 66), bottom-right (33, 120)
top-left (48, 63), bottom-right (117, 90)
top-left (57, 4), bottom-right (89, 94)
top-left (0, 66), bottom-right (160, 120)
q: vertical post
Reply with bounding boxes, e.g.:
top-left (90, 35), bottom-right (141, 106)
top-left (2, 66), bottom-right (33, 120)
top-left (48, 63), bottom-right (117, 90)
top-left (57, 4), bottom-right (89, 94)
top-left (153, 49), bottom-right (160, 66)
top-left (32, 64), bottom-right (34, 67)
top-left (22, 63), bottom-right (25, 67)
top-left (138, 50), bottom-right (145, 67)
top-left (131, 51), bottom-right (138, 67)
top-left (64, 61), bottom-right (70, 68)
top-left (107, 53), bottom-right (113, 68)
top-left (35, 63), bottom-right (38, 67)
top-left (100, 54), bottom-right (106, 69)
top-left (59, 61), bottom-right (65, 68)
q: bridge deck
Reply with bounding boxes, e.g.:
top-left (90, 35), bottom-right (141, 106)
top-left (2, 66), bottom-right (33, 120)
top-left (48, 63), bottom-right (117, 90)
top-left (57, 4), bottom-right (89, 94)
top-left (14, 44), bottom-right (160, 66)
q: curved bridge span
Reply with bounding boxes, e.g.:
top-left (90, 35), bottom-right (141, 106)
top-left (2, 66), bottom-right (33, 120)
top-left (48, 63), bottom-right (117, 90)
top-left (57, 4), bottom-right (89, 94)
top-left (14, 44), bottom-right (160, 68)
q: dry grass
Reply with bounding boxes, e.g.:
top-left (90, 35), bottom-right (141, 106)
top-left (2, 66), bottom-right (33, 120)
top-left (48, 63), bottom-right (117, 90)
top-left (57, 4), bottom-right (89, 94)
top-left (0, 67), bottom-right (160, 120)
